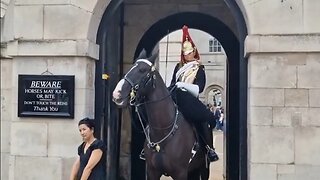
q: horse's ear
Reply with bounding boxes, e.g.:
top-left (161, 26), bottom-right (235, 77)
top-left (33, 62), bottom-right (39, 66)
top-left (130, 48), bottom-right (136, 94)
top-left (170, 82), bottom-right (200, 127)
top-left (148, 51), bottom-right (159, 64)
top-left (137, 49), bottom-right (147, 59)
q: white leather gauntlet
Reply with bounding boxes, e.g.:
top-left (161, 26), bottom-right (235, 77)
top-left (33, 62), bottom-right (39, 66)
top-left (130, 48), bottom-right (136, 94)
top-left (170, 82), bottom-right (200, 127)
top-left (176, 82), bottom-right (199, 97)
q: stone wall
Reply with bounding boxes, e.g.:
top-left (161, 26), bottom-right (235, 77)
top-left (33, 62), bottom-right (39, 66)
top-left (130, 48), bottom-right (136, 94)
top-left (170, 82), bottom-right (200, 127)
top-left (244, 0), bottom-right (320, 177)
top-left (1, 0), bottom-right (320, 180)
top-left (1, 56), bottom-right (12, 180)
top-left (0, 0), bottom-right (102, 180)
top-left (246, 34), bottom-right (320, 180)
top-left (0, 55), bottom-right (97, 180)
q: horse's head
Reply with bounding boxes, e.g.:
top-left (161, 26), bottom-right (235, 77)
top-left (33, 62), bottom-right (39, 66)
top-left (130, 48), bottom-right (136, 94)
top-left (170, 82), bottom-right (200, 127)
top-left (112, 49), bottom-right (158, 107)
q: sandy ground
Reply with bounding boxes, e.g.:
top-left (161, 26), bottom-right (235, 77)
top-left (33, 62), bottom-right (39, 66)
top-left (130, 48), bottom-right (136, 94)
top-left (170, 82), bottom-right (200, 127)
top-left (160, 130), bottom-right (225, 180)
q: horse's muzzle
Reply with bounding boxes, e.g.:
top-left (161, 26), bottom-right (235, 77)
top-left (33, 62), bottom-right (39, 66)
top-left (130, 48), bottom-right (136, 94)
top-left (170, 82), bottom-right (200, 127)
top-left (112, 90), bottom-right (123, 104)
top-left (113, 89), bottom-right (131, 107)
top-left (112, 89), bottom-right (121, 100)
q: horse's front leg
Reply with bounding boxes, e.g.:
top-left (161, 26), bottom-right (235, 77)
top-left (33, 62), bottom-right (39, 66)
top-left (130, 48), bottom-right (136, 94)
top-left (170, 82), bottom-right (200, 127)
top-left (146, 164), bottom-right (162, 180)
top-left (171, 169), bottom-right (188, 180)
top-left (172, 174), bottom-right (188, 180)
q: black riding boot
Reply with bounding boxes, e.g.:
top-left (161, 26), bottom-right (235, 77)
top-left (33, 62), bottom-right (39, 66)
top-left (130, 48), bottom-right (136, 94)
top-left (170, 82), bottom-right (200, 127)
top-left (199, 122), bottom-right (219, 162)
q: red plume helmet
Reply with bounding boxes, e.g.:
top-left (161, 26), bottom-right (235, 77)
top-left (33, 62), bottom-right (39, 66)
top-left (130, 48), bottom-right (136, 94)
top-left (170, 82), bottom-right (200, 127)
top-left (181, 25), bottom-right (200, 63)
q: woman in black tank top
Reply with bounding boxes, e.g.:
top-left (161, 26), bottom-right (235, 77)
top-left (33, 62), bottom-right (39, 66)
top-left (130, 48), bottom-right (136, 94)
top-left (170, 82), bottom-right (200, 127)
top-left (69, 118), bottom-right (106, 180)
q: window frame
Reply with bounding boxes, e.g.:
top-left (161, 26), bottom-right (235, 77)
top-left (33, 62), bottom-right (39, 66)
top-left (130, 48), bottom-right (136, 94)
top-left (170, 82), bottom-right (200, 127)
top-left (209, 38), bottom-right (222, 53)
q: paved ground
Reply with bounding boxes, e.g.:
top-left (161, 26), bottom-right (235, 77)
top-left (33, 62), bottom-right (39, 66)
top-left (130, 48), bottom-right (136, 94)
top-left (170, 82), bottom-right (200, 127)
top-left (161, 130), bottom-right (224, 180)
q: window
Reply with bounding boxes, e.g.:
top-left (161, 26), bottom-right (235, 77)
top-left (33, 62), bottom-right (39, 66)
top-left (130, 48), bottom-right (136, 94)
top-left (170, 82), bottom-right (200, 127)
top-left (209, 38), bottom-right (222, 53)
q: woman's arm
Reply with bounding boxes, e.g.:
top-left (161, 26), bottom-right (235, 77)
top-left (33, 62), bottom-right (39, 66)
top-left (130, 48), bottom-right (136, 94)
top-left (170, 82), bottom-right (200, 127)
top-left (80, 149), bottom-right (103, 180)
top-left (69, 157), bottom-right (80, 180)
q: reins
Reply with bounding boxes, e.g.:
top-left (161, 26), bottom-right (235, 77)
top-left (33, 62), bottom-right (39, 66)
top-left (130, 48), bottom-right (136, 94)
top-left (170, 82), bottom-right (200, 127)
top-left (136, 105), bottom-right (179, 150)
top-left (133, 87), bottom-right (179, 149)
top-left (125, 59), bottom-right (180, 151)
top-left (131, 85), bottom-right (177, 130)
top-left (134, 91), bottom-right (173, 107)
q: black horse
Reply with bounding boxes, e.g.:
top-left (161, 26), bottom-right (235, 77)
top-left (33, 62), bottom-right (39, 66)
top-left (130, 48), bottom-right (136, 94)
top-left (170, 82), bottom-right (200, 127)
top-left (112, 50), bottom-right (209, 180)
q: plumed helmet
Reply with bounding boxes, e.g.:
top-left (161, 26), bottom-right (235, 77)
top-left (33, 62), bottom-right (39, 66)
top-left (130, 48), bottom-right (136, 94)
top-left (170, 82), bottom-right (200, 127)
top-left (181, 25), bottom-right (200, 63)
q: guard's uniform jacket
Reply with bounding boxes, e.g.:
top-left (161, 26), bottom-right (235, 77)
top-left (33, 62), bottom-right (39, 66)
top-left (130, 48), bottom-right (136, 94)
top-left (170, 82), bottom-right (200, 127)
top-left (169, 62), bottom-right (214, 125)
top-left (170, 62), bottom-right (206, 93)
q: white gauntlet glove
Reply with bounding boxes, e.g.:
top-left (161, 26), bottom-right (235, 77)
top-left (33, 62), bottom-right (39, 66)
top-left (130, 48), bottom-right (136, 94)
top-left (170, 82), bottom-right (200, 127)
top-left (175, 82), bottom-right (199, 97)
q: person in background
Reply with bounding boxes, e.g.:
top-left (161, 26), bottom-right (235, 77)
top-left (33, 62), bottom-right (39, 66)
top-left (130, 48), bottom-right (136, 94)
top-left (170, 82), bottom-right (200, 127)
top-left (70, 117), bottom-right (106, 180)
top-left (211, 102), bottom-right (222, 131)
top-left (219, 107), bottom-right (225, 131)
top-left (168, 25), bottom-right (219, 162)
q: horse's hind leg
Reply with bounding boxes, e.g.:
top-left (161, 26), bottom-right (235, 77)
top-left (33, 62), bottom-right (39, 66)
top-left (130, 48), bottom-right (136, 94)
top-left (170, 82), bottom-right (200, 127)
top-left (147, 172), bottom-right (161, 180)
top-left (172, 171), bottom-right (188, 180)
top-left (200, 167), bottom-right (209, 180)
top-left (187, 170), bottom-right (201, 180)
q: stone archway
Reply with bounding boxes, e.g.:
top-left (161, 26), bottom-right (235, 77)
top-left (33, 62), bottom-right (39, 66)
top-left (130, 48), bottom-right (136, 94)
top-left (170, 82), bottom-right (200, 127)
top-left (205, 85), bottom-right (224, 106)
top-left (96, 1), bottom-right (247, 179)
top-left (131, 10), bottom-right (247, 180)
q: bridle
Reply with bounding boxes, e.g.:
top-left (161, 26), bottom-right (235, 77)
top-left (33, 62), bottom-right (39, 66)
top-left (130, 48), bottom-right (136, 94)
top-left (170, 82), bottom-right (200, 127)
top-left (124, 60), bottom-right (156, 106)
top-left (124, 59), bottom-right (179, 151)
top-left (124, 59), bottom-right (174, 106)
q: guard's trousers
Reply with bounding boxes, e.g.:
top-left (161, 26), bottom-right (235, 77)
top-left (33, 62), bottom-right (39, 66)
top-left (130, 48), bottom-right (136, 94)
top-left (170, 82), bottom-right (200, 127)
top-left (172, 88), bottom-right (215, 148)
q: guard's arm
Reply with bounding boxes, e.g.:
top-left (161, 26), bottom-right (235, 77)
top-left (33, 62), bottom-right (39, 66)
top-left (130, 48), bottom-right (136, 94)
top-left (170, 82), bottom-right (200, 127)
top-left (169, 63), bottom-right (180, 87)
top-left (195, 65), bottom-right (206, 93)
top-left (176, 82), bottom-right (199, 97)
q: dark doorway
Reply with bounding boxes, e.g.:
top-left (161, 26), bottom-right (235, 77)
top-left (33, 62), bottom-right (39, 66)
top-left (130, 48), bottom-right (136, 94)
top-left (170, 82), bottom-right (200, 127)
top-left (96, 1), bottom-right (124, 180)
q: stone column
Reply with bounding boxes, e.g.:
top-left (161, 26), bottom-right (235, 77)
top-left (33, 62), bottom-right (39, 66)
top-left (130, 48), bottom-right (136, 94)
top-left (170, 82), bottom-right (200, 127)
top-left (246, 34), bottom-right (320, 180)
